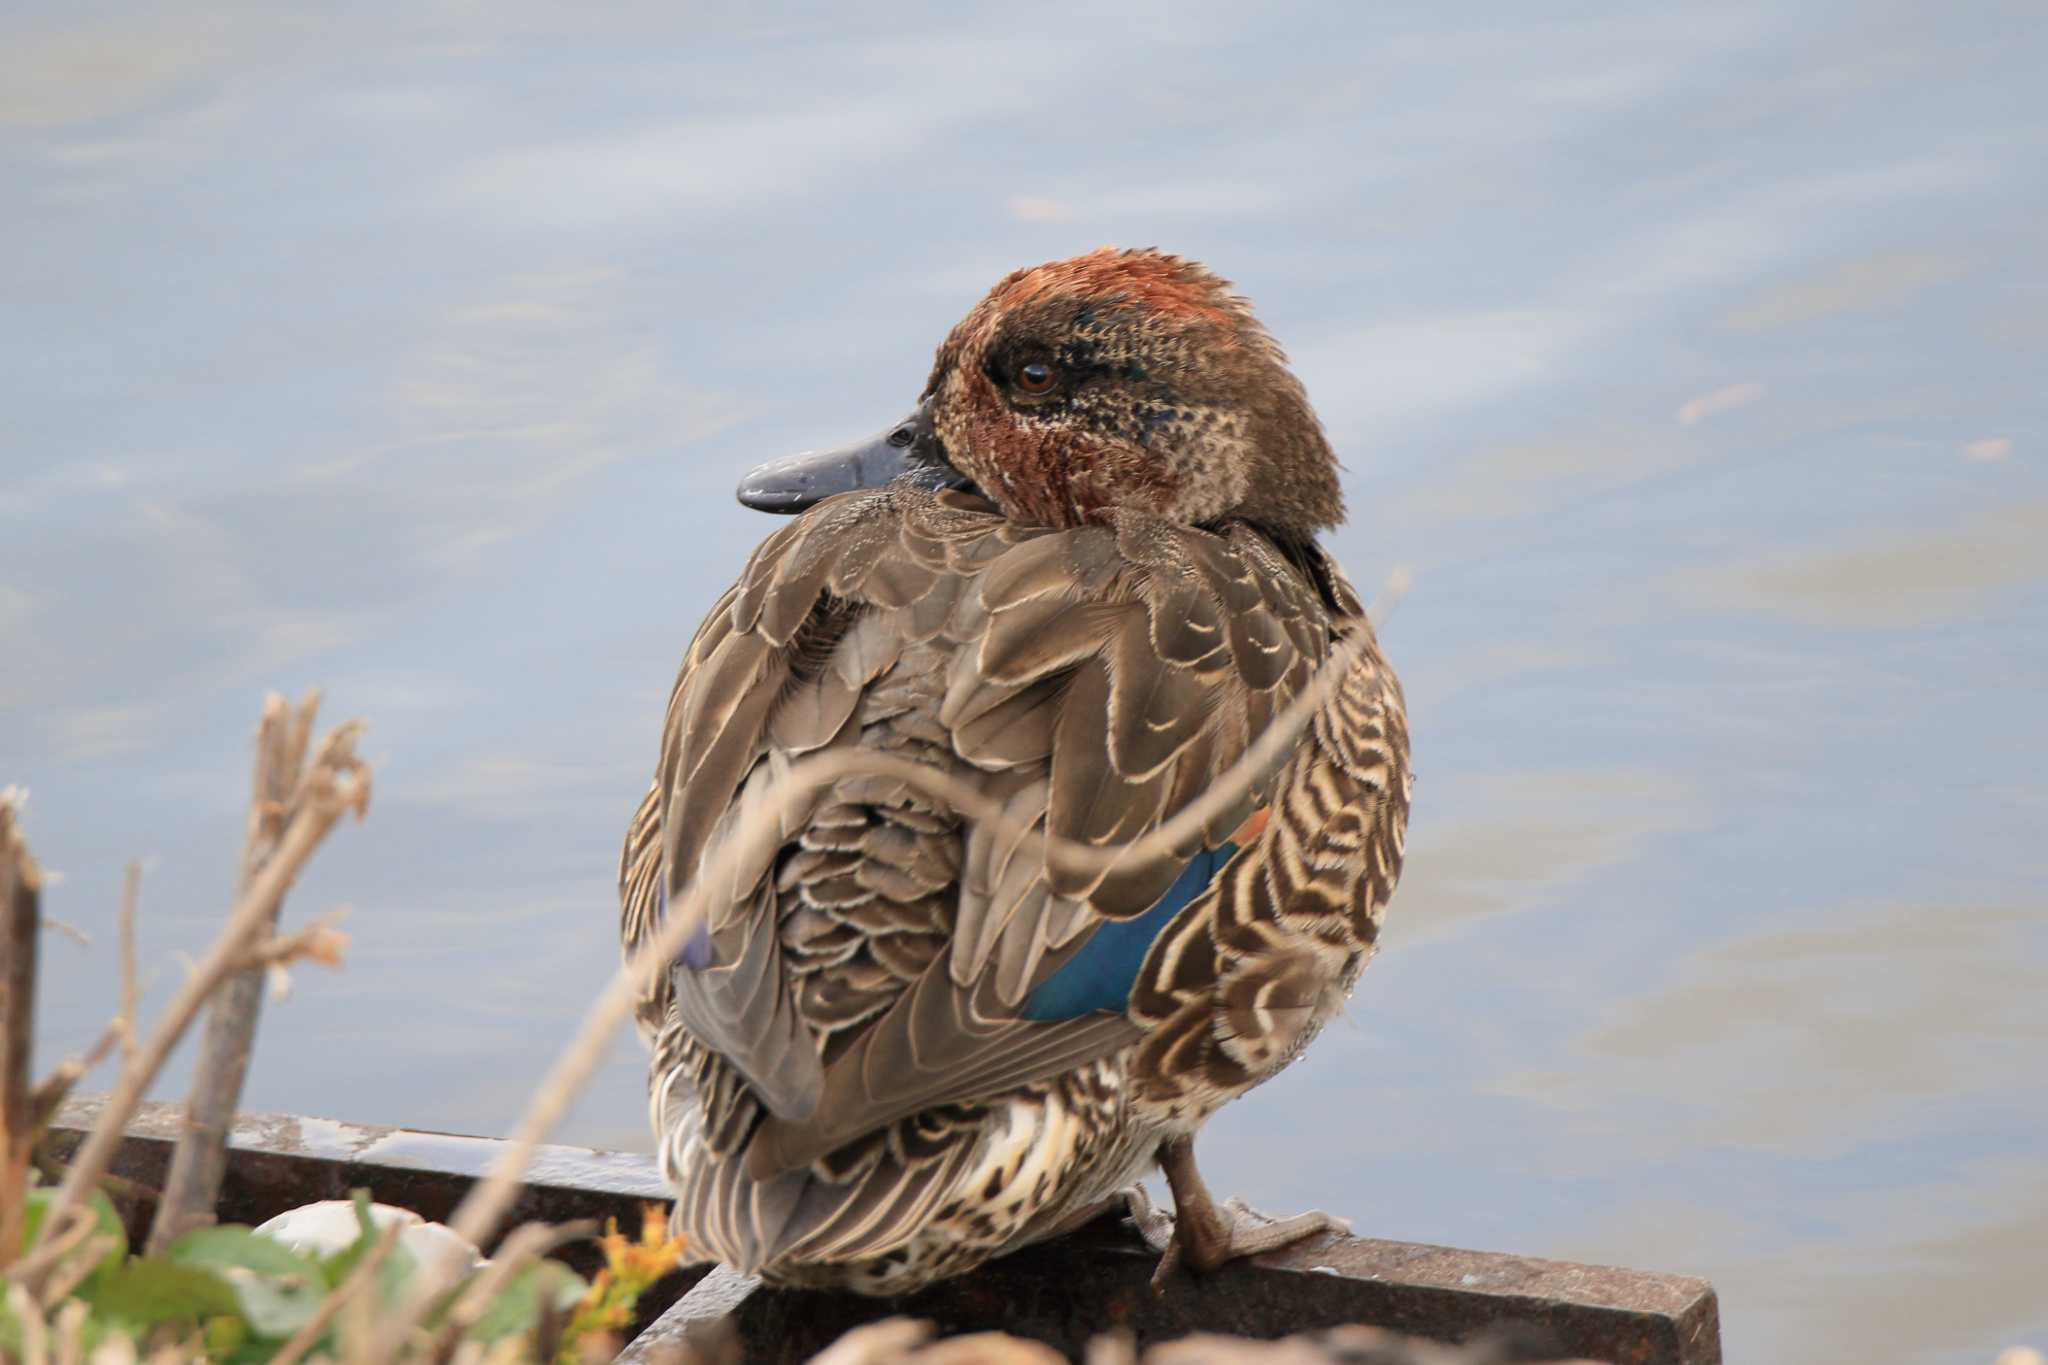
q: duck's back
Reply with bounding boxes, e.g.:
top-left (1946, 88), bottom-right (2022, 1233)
top-left (618, 483), bottom-right (1407, 1290)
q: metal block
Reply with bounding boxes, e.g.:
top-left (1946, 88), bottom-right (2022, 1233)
top-left (47, 1097), bottom-right (1718, 1364)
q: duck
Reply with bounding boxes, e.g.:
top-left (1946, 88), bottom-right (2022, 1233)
top-left (618, 247), bottom-right (1411, 1295)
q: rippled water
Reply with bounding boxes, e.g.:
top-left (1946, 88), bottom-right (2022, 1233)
top-left (6, 4), bottom-right (2045, 1359)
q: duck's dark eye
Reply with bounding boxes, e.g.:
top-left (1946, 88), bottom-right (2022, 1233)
top-left (1015, 361), bottom-right (1057, 396)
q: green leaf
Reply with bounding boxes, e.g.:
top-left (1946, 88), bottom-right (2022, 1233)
top-left (81, 1259), bottom-right (242, 1330)
top-left (316, 1190), bottom-right (385, 1289)
top-left (204, 1313), bottom-right (251, 1359)
top-left (468, 1261), bottom-right (588, 1345)
top-left (166, 1225), bottom-right (330, 1337)
top-left (224, 1268), bottom-right (325, 1337)
top-left (351, 1189), bottom-right (375, 1238)
top-left (167, 1225), bottom-right (324, 1280)
top-left (315, 1227), bottom-right (420, 1307)
top-left (18, 1188), bottom-right (128, 1287)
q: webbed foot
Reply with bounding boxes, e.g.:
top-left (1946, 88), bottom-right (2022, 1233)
top-left (1124, 1138), bottom-right (1350, 1293)
top-left (1120, 1182), bottom-right (1177, 1256)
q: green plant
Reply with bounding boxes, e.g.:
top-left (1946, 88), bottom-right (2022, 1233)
top-left (3, 1188), bottom-right (681, 1364)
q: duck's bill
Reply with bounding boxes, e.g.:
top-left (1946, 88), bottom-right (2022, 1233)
top-left (736, 400), bottom-right (968, 513)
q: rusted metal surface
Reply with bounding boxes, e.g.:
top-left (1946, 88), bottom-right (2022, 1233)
top-left (626, 1214), bottom-right (1719, 1365)
top-left (48, 1097), bottom-right (1718, 1364)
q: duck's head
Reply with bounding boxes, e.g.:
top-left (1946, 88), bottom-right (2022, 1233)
top-left (738, 248), bottom-right (1343, 533)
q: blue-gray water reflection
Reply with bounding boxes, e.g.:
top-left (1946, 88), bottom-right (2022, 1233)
top-left (6, 4), bottom-right (2044, 1359)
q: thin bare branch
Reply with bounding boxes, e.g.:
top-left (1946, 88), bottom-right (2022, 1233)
top-left (37, 918), bottom-right (89, 949)
top-left (266, 1217), bottom-right (405, 1365)
top-left (2, 794), bottom-right (45, 1271)
top-left (149, 694), bottom-right (319, 1254)
top-left (51, 1298), bottom-right (89, 1365)
top-left (418, 1219), bottom-right (597, 1362)
top-left (32, 713), bottom-right (369, 1273)
top-left (29, 1020), bottom-right (122, 1130)
top-left (6, 1282), bottom-right (50, 1365)
top-left (1084, 1331), bottom-right (1139, 1365)
top-left (118, 862), bottom-right (141, 1064)
top-left (2, 1205), bottom-right (94, 1289)
top-left (808, 1320), bottom-right (935, 1365)
top-left (35, 1232), bottom-right (118, 1311)
top-left (237, 915), bottom-right (352, 973)
top-left (27, 862), bottom-right (146, 1136)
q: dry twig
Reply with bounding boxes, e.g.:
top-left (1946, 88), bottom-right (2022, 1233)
top-left (416, 1218), bottom-right (597, 1362)
top-left (2, 793), bottom-right (45, 1270)
top-left (25, 864), bottom-right (144, 1141)
top-left (36, 918), bottom-right (89, 950)
top-left (807, 1320), bottom-right (936, 1365)
top-left (2, 1204), bottom-right (94, 1291)
top-left (150, 691), bottom-right (327, 1253)
top-left (34, 1230), bottom-right (119, 1311)
top-left (27, 1025), bottom-right (120, 1131)
top-left (6, 1282), bottom-right (49, 1365)
top-left (118, 861), bottom-right (141, 1064)
top-left (266, 1217), bottom-right (406, 1365)
top-left (31, 711), bottom-right (369, 1275)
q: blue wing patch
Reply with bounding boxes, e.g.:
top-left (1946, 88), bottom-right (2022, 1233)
top-left (1021, 842), bottom-right (1239, 1021)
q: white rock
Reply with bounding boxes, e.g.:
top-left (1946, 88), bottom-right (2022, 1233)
top-left (254, 1200), bottom-right (486, 1280)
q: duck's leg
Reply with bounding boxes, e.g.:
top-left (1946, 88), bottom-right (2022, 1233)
top-left (1128, 1136), bottom-right (1349, 1290)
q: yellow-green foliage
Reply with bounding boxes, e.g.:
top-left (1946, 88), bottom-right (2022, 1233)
top-left (555, 1206), bottom-right (687, 1364)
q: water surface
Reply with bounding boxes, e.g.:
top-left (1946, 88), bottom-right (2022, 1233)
top-left (5, 4), bottom-right (2045, 1359)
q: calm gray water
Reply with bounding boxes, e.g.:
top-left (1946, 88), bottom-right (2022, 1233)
top-left (6, 4), bottom-right (2045, 1358)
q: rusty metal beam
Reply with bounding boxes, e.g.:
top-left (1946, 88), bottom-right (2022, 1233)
top-left (622, 1214), bottom-right (1720, 1365)
top-left (47, 1097), bottom-right (1719, 1364)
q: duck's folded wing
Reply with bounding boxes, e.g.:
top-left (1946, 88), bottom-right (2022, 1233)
top-left (709, 500), bottom-right (1338, 1178)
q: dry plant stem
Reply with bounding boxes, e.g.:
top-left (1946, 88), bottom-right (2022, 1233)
top-left (149, 692), bottom-right (320, 1254)
top-left (33, 719), bottom-right (368, 1267)
top-left (2, 798), bottom-right (45, 1270)
top-left (807, 1319), bottom-right (935, 1365)
top-left (32, 866), bottom-right (140, 1131)
top-left (37, 919), bottom-right (88, 950)
top-left (227, 913), bottom-right (350, 976)
top-left (379, 586), bottom-right (1404, 1352)
top-left (266, 1218), bottom-right (404, 1365)
top-left (1084, 1332), bottom-right (1138, 1365)
top-left (52, 1299), bottom-right (89, 1365)
top-left (35, 1232), bottom-right (119, 1310)
top-left (341, 1257), bottom-right (378, 1365)
top-left (417, 1219), bottom-right (597, 1361)
top-left (7, 1283), bottom-right (50, 1365)
top-left (52, 1298), bottom-right (87, 1365)
top-left (2, 1205), bottom-right (93, 1291)
top-left (118, 862), bottom-right (140, 1063)
top-left (29, 1023), bottom-right (119, 1130)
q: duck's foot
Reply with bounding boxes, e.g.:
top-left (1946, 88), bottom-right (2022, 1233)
top-left (1125, 1137), bottom-right (1350, 1293)
top-left (1120, 1182), bottom-right (1177, 1255)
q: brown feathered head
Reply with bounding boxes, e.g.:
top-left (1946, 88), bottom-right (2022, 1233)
top-left (738, 248), bottom-right (1344, 534)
